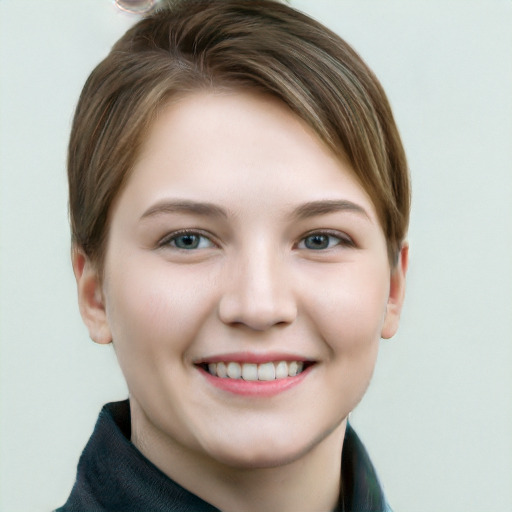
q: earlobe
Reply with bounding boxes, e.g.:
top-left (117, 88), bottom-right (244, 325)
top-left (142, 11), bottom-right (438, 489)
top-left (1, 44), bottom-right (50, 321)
top-left (381, 242), bottom-right (409, 340)
top-left (72, 248), bottom-right (112, 345)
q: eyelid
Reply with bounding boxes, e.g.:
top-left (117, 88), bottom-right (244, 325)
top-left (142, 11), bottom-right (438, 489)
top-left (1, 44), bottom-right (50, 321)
top-left (157, 229), bottom-right (217, 249)
top-left (296, 229), bottom-right (355, 249)
top-left (156, 228), bottom-right (354, 251)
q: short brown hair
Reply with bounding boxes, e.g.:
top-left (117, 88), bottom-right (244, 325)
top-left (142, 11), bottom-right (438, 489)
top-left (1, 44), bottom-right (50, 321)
top-left (68, 0), bottom-right (410, 271)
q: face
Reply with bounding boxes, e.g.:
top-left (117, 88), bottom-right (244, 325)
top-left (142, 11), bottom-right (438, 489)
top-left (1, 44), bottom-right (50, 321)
top-left (75, 91), bottom-right (407, 470)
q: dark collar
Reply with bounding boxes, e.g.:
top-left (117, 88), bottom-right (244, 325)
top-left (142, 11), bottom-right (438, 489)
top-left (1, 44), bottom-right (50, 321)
top-left (57, 400), bottom-right (389, 512)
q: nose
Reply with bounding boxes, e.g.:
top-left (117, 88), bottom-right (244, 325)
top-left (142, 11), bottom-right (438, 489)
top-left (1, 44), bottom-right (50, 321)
top-left (218, 245), bottom-right (297, 331)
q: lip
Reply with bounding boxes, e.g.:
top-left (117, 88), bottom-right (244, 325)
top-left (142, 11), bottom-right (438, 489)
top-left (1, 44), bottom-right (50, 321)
top-left (195, 353), bottom-right (316, 397)
top-left (194, 351), bottom-right (313, 365)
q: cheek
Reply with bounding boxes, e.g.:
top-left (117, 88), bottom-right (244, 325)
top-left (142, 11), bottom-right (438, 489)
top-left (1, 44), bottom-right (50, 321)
top-left (308, 263), bottom-right (389, 410)
top-left (306, 259), bottom-right (390, 352)
top-left (103, 256), bottom-right (219, 362)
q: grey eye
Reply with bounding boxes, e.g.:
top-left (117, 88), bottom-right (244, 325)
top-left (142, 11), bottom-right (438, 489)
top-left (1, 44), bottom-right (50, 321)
top-left (304, 234), bottom-right (331, 250)
top-left (173, 234), bottom-right (201, 249)
top-left (174, 233), bottom-right (215, 250)
top-left (159, 230), bottom-right (216, 251)
top-left (298, 232), bottom-right (352, 251)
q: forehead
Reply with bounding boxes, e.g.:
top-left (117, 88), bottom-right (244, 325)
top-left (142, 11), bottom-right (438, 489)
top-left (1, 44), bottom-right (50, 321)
top-left (120, 91), bottom-right (376, 219)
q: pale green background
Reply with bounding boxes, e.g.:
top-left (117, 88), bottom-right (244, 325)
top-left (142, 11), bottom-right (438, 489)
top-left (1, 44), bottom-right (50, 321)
top-left (1, 1), bottom-right (511, 511)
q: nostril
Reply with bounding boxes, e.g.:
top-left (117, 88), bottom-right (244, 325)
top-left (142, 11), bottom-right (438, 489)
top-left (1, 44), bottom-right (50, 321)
top-left (218, 297), bottom-right (297, 331)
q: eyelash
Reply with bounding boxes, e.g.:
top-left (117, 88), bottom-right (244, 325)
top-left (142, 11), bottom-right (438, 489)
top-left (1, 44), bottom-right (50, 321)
top-left (158, 229), bottom-right (216, 250)
top-left (158, 229), bottom-right (354, 251)
top-left (296, 230), bottom-right (354, 251)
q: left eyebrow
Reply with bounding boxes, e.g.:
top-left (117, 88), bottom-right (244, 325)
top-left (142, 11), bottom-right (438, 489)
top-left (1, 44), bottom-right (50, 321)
top-left (290, 199), bottom-right (371, 221)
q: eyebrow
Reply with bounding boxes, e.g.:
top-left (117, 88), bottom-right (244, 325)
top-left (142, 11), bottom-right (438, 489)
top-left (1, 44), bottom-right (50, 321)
top-left (290, 199), bottom-right (371, 221)
top-left (140, 198), bottom-right (370, 222)
top-left (140, 200), bottom-right (228, 220)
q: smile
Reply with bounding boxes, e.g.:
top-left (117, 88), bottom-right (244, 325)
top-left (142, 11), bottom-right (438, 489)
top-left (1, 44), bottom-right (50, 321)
top-left (204, 361), bottom-right (307, 381)
top-left (195, 356), bottom-right (316, 396)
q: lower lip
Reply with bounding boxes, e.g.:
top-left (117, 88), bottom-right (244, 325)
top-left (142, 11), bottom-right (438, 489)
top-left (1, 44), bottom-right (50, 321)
top-left (198, 365), bottom-right (313, 397)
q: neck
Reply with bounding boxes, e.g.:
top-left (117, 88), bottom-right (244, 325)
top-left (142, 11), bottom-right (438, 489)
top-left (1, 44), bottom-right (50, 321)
top-left (131, 402), bottom-right (346, 512)
top-left (208, 444), bottom-right (343, 512)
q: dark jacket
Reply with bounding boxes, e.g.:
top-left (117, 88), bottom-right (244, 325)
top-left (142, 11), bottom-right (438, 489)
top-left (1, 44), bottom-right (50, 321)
top-left (56, 400), bottom-right (391, 512)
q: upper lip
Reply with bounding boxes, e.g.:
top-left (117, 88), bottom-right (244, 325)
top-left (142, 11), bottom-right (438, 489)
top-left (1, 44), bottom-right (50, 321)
top-left (193, 352), bottom-right (315, 365)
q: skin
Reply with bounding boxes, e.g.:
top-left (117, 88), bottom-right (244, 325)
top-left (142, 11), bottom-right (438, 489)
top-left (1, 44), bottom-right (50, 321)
top-left (74, 90), bottom-right (408, 512)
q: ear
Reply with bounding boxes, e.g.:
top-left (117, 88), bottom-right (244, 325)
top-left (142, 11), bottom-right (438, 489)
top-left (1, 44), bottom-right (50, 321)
top-left (72, 247), bottom-right (112, 345)
top-left (381, 242), bottom-right (409, 339)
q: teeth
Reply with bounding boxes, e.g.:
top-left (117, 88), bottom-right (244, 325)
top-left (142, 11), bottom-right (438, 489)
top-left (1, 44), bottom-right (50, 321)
top-left (227, 362), bottom-right (242, 379)
top-left (258, 362), bottom-right (276, 381)
top-left (289, 361), bottom-right (299, 376)
top-left (216, 362), bottom-right (228, 378)
top-left (275, 361), bottom-right (288, 379)
top-left (205, 361), bottom-right (306, 380)
top-left (242, 363), bottom-right (258, 381)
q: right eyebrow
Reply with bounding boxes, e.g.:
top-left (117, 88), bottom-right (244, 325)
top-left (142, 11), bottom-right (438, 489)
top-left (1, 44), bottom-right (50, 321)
top-left (139, 199), bottom-right (229, 221)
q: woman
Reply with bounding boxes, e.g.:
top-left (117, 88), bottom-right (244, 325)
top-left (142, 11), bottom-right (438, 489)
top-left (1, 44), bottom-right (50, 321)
top-left (58, 0), bottom-right (409, 510)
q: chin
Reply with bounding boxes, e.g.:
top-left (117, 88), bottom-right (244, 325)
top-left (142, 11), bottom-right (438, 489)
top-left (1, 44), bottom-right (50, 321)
top-left (211, 443), bottom-right (309, 470)
top-left (205, 420), bottom-right (346, 470)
